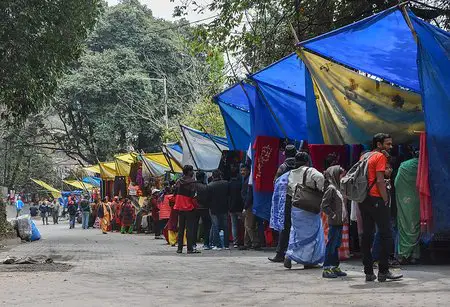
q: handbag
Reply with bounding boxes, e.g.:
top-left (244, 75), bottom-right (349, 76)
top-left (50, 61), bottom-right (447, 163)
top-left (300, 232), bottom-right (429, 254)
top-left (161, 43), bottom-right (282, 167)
top-left (291, 167), bottom-right (323, 214)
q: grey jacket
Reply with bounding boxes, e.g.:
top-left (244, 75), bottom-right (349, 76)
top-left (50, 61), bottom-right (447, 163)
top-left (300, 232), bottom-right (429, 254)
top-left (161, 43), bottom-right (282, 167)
top-left (321, 166), bottom-right (347, 226)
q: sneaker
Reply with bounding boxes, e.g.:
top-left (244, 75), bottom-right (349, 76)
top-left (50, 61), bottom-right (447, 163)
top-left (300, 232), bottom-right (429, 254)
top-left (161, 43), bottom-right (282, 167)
top-left (212, 246), bottom-right (222, 251)
top-left (176, 249), bottom-right (182, 254)
top-left (323, 269), bottom-right (338, 279)
top-left (332, 267), bottom-right (347, 277)
top-left (269, 254), bottom-right (285, 263)
top-left (224, 247), bottom-right (230, 250)
top-left (233, 244), bottom-right (239, 248)
top-left (378, 271), bottom-right (403, 282)
top-left (365, 274), bottom-right (377, 282)
top-left (202, 245), bottom-right (211, 250)
top-left (284, 258), bottom-right (292, 269)
top-left (187, 250), bottom-right (201, 254)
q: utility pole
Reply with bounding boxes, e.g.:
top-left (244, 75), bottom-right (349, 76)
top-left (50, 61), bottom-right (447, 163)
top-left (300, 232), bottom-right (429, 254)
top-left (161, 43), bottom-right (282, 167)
top-left (147, 77), bottom-right (168, 130)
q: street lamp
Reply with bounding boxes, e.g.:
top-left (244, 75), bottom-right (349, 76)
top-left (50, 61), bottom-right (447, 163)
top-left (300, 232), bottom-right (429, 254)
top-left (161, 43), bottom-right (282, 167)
top-left (147, 78), bottom-right (168, 129)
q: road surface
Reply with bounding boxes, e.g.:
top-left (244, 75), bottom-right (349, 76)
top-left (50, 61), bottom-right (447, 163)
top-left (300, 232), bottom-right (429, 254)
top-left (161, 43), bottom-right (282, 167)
top-left (1, 213), bottom-right (449, 306)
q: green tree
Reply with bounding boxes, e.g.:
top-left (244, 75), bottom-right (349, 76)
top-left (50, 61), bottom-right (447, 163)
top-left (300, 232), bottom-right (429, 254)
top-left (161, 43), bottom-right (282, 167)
top-left (50, 0), bottom-right (225, 164)
top-left (174, 0), bottom-right (450, 72)
top-left (0, 0), bottom-right (103, 121)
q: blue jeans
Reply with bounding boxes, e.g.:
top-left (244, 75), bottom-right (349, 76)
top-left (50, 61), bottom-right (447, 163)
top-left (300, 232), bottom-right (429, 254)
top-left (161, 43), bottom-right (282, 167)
top-left (82, 212), bottom-right (90, 229)
top-left (69, 214), bottom-right (76, 229)
top-left (229, 212), bottom-right (240, 245)
top-left (323, 225), bottom-right (343, 269)
top-left (210, 212), bottom-right (229, 248)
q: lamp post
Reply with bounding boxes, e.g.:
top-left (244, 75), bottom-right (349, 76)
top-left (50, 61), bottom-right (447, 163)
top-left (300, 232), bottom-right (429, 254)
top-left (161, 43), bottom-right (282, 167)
top-left (147, 78), bottom-right (168, 129)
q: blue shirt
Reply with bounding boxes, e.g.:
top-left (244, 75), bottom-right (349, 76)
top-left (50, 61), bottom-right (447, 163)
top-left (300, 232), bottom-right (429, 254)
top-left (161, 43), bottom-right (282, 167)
top-left (16, 200), bottom-right (24, 210)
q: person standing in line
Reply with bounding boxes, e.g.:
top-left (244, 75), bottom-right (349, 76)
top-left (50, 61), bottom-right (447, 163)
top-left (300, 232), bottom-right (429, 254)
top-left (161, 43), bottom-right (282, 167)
top-left (39, 199), bottom-right (49, 225)
top-left (80, 195), bottom-right (91, 230)
top-left (98, 197), bottom-right (113, 234)
top-left (51, 199), bottom-right (60, 224)
top-left (269, 145), bottom-right (298, 262)
top-left (67, 196), bottom-right (77, 229)
top-left (194, 171), bottom-right (212, 250)
top-left (174, 165), bottom-right (199, 254)
top-left (321, 165), bottom-right (348, 278)
top-left (359, 133), bottom-right (403, 282)
top-left (120, 199), bottom-right (135, 234)
top-left (228, 164), bottom-right (244, 248)
top-left (239, 164), bottom-right (260, 250)
top-left (150, 189), bottom-right (163, 239)
top-left (15, 196), bottom-right (25, 217)
top-left (158, 186), bottom-right (173, 239)
top-left (208, 170), bottom-right (230, 250)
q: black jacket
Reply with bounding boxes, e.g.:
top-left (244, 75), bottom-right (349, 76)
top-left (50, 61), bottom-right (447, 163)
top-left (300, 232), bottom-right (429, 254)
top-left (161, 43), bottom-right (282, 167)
top-left (195, 182), bottom-right (209, 209)
top-left (228, 176), bottom-right (244, 213)
top-left (275, 157), bottom-right (297, 179)
top-left (241, 176), bottom-right (253, 210)
top-left (207, 179), bottom-right (229, 215)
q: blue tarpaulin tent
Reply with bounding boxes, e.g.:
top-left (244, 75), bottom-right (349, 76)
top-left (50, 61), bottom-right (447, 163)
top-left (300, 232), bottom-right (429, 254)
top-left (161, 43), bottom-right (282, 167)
top-left (213, 82), bottom-right (255, 151)
top-left (298, 7), bottom-right (450, 232)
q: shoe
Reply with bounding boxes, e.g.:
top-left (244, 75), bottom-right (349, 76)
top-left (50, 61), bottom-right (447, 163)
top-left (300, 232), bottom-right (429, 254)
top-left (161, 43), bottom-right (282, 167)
top-left (389, 258), bottom-right (401, 268)
top-left (102, 232), bottom-right (107, 234)
top-left (323, 269), bottom-right (338, 279)
top-left (187, 250), bottom-right (201, 254)
top-left (378, 271), bottom-right (403, 282)
top-left (373, 261), bottom-right (379, 269)
top-left (284, 258), bottom-right (292, 269)
top-left (332, 267), bottom-right (347, 277)
top-left (212, 247), bottom-right (222, 251)
top-left (365, 274), bottom-right (377, 282)
top-left (224, 247), bottom-right (230, 250)
top-left (154, 236), bottom-right (164, 240)
top-left (238, 246), bottom-right (249, 250)
top-left (202, 245), bottom-right (211, 250)
top-left (268, 254), bottom-right (285, 263)
top-left (304, 264), bottom-right (321, 269)
top-left (176, 249), bottom-right (182, 254)
top-left (233, 244), bottom-right (239, 248)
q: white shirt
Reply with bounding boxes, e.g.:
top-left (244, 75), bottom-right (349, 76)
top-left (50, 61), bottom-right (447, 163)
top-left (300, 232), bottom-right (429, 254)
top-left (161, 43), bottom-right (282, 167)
top-left (287, 166), bottom-right (325, 197)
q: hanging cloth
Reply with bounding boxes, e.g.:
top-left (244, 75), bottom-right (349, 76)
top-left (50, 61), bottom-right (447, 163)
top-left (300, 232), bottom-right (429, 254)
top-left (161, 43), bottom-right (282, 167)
top-left (416, 132), bottom-right (432, 233)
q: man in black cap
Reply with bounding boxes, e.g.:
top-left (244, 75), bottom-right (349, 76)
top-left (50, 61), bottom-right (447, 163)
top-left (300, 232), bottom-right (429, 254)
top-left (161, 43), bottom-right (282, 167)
top-left (269, 151), bottom-right (308, 263)
top-left (275, 144), bottom-right (298, 180)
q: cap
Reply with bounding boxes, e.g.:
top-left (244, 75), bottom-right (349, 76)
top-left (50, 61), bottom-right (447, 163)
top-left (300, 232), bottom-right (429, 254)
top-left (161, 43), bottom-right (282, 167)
top-left (285, 144), bottom-right (297, 158)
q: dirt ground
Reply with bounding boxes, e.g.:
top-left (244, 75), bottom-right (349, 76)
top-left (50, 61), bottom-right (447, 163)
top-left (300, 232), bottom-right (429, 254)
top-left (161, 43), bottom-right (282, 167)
top-left (1, 208), bottom-right (450, 306)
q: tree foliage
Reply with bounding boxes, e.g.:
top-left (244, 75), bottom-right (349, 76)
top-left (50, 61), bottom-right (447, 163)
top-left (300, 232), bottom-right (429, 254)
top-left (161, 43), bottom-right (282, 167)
top-left (174, 0), bottom-right (450, 72)
top-left (0, 0), bottom-right (103, 121)
top-left (50, 0), bottom-right (225, 164)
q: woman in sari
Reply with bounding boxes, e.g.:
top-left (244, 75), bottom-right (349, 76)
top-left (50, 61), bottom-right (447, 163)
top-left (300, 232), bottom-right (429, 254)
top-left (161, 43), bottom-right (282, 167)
top-left (284, 152), bottom-right (326, 269)
top-left (98, 197), bottom-right (113, 234)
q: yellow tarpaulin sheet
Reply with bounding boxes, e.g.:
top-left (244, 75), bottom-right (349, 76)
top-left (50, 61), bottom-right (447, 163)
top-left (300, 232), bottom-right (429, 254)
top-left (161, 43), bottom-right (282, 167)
top-left (299, 50), bottom-right (425, 145)
top-left (31, 179), bottom-right (61, 198)
top-left (115, 159), bottom-right (131, 177)
top-left (84, 164), bottom-right (101, 174)
top-left (63, 180), bottom-right (95, 191)
top-left (115, 153), bottom-right (138, 164)
top-left (99, 162), bottom-right (117, 179)
top-left (144, 153), bottom-right (182, 173)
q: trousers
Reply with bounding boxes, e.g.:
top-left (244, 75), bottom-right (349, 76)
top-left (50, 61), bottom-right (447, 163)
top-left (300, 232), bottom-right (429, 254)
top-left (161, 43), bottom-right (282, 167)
top-left (323, 225), bottom-right (343, 268)
top-left (177, 210), bottom-right (196, 252)
top-left (359, 196), bottom-right (392, 275)
top-left (275, 196), bottom-right (292, 255)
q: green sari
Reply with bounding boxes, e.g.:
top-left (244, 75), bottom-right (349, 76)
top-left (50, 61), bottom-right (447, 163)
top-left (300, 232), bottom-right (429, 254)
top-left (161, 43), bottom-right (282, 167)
top-left (395, 158), bottom-right (420, 260)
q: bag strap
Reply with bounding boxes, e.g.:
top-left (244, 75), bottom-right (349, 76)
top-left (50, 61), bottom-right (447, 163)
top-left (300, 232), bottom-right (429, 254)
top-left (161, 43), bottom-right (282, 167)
top-left (301, 167), bottom-right (309, 186)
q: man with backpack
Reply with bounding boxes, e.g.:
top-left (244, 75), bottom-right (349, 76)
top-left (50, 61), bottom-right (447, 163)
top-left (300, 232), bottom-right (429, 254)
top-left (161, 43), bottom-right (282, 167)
top-left (341, 133), bottom-right (403, 282)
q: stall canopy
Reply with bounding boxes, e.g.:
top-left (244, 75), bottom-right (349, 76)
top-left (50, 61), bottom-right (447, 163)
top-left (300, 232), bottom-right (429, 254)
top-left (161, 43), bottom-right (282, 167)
top-left (82, 176), bottom-right (101, 187)
top-left (163, 142), bottom-right (183, 168)
top-left (63, 180), bottom-right (96, 191)
top-left (142, 152), bottom-right (182, 175)
top-left (213, 82), bottom-right (255, 151)
top-left (297, 7), bottom-right (450, 232)
top-left (181, 125), bottom-right (229, 171)
top-left (98, 162), bottom-right (117, 179)
top-left (31, 179), bottom-right (61, 198)
top-left (84, 164), bottom-right (101, 174)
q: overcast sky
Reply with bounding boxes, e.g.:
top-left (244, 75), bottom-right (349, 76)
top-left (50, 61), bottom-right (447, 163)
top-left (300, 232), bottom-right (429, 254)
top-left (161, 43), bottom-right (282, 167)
top-left (106, 0), bottom-right (214, 21)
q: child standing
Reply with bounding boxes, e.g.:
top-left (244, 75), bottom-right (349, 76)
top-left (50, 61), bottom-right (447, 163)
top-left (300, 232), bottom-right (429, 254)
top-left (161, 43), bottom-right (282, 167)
top-left (321, 165), bottom-right (348, 278)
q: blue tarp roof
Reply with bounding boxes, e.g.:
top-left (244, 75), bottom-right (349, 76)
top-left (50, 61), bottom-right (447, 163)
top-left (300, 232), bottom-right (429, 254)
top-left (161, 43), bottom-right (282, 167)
top-left (214, 82), bottom-right (255, 150)
top-left (82, 176), bottom-right (101, 187)
top-left (167, 142), bottom-right (182, 153)
top-left (300, 7), bottom-right (420, 92)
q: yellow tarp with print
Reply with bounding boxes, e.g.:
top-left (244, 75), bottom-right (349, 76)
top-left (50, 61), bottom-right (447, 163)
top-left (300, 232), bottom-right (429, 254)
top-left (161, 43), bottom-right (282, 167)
top-left (299, 50), bottom-right (425, 145)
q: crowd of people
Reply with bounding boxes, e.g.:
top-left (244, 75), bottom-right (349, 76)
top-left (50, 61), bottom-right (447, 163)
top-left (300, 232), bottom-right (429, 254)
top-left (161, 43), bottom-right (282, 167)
top-left (16, 132), bottom-right (420, 283)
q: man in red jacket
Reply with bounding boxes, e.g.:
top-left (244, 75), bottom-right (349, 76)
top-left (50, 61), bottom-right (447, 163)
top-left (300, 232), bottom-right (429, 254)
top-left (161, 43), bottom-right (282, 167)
top-left (174, 165), bottom-right (200, 254)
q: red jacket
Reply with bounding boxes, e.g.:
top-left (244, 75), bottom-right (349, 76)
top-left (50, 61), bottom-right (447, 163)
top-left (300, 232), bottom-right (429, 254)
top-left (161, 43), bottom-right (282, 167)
top-left (173, 176), bottom-right (196, 211)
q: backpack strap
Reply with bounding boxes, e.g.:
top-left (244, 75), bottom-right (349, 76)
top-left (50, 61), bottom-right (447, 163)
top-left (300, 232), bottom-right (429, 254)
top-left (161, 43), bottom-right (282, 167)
top-left (302, 167), bottom-right (309, 186)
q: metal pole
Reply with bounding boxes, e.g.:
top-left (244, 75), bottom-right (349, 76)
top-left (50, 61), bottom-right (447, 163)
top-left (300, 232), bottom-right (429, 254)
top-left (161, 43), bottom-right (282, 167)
top-left (160, 145), bottom-right (175, 173)
top-left (179, 123), bottom-right (199, 170)
top-left (198, 122), bottom-right (224, 154)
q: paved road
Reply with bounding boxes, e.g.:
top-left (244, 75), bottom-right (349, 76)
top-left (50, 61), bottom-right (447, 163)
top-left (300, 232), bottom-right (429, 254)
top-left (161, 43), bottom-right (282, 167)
top-left (1, 220), bottom-right (450, 307)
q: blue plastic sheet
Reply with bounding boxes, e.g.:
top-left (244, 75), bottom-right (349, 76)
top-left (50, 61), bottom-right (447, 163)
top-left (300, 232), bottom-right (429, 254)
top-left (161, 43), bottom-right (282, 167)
top-left (302, 8), bottom-right (420, 92)
top-left (411, 12), bottom-right (450, 233)
top-left (218, 102), bottom-right (251, 151)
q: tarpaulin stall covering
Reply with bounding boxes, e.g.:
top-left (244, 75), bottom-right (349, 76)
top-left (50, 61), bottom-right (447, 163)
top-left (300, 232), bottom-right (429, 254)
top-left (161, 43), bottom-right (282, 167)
top-left (143, 153), bottom-right (182, 175)
top-left (180, 125), bottom-right (229, 171)
top-left (213, 82), bottom-right (255, 151)
top-left (31, 179), bottom-right (61, 198)
top-left (163, 142), bottom-right (183, 168)
top-left (300, 50), bottom-right (424, 145)
top-left (82, 177), bottom-right (101, 187)
top-left (84, 165), bottom-right (101, 174)
top-left (63, 180), bottom-right (96, 191)
top-left (298, 6), bottom-right (450, 232)
top-left (99, 162), bottom-right (117, 179)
